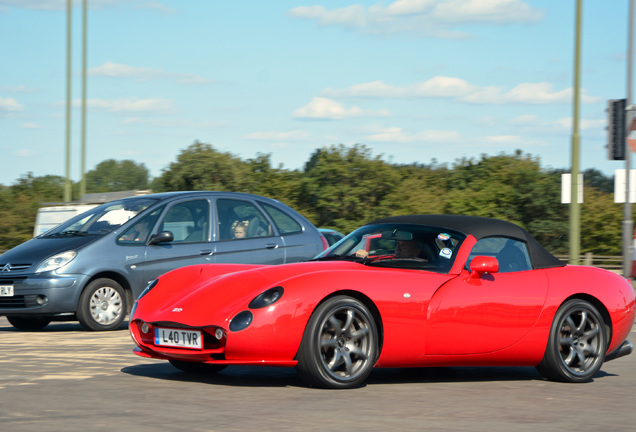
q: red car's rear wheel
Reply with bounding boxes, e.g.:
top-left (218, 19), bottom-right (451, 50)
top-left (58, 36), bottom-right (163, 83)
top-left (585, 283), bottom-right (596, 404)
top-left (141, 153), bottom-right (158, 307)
top-left (296, 295), bottom-right (379, 389)
top-left (537, 299), bottom-right (607, 383)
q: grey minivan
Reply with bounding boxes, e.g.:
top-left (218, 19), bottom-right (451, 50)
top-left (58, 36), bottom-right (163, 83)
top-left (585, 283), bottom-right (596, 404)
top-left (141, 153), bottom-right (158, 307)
top-left (0, 191), bottom-right (327, 331)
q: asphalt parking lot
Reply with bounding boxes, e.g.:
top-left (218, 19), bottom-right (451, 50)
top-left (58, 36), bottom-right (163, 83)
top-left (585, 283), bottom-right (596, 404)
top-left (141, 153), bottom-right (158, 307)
top-left (1, 316), bottom-right (635, 432)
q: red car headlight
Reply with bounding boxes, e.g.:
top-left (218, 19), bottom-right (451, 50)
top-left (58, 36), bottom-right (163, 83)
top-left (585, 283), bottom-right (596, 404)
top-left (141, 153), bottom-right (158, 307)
top-left (248, 286), bottom-right (284, 309)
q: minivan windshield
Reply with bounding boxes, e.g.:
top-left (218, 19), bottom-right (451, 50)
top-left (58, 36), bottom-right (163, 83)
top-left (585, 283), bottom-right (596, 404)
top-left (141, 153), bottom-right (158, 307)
top-left (313, 223), bottom-right (466, 273)
top-left (40, 198), bottom-right (158, 238)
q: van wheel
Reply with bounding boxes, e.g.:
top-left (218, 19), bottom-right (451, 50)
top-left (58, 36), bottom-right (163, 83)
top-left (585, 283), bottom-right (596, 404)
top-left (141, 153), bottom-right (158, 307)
top-left (77, 278), bottom-right (127, 331)
top-left (7, 316), bottom-right (51, 331)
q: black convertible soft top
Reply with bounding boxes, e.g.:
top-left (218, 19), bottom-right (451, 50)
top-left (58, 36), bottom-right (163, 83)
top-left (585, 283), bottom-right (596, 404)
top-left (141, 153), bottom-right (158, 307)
top-left (369, 214), bottom-right (565, 270)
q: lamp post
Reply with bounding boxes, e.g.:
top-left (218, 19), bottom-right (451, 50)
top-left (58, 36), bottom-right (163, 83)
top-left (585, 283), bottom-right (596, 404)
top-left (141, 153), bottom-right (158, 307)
top-left (64, 0), bottom-right (72, 202)
top-left (80, 0), bottom-right (88, 198)
top-left (570, 0), bottom-right (582, 265)
top-left (623, 0), bottom-right (634, 277)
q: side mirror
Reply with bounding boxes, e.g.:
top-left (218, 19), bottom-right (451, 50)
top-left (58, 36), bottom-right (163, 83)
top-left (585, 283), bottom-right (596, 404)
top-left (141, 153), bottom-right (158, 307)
top-left (148, 231), bottom-right (174, 245)
top-left (469, 255), bottom-right (499, 279)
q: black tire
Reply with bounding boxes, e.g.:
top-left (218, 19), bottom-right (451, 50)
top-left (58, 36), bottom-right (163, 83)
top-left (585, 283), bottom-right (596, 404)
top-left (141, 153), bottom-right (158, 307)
top-left (169, 359), bottom-right (227, 374)
top-left (7, 316), bottom-right (51, 331)
top-left (77, 278), bottom-right (127, 331)
top-left (296, 296), bottom-right (379, 389)
top-left (537, 299), bottom-right (607, 383)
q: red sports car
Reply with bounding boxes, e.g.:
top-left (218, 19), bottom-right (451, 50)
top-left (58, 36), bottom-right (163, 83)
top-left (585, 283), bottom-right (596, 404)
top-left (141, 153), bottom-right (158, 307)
top-left (130, 215), bottom-right (635, 389)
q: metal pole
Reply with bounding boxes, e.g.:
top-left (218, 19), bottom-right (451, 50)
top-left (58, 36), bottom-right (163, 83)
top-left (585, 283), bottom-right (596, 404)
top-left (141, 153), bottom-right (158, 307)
top-left (623, 0), bottom-right (634, 277)
top-left (80, 0), bottom-right (87, 198)
top-left (570, 0), bottom-right (582, 265)
top-left (64, 0), bottom-right (72, 202)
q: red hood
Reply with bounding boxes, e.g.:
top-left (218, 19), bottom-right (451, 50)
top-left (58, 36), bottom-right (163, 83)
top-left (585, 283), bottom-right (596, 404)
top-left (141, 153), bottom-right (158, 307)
top-left (133, 261), bottom-right (366, 327)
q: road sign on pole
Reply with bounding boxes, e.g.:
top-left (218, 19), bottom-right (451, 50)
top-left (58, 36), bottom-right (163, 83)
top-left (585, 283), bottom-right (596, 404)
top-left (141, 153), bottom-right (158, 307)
top-left (561, 173), bottom-right (583, 204)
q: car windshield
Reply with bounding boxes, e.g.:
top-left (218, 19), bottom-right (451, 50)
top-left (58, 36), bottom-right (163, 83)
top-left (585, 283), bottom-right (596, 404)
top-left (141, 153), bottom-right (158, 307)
top-left (314, 223), bottom-right (466, 273)
top-left (40, 198), bottom-right (158, 237)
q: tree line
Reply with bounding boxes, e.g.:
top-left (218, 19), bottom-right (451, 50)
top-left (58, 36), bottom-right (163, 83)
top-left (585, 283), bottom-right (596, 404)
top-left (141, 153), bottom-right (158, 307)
top-left (0, 141), bottom-right (623, 255)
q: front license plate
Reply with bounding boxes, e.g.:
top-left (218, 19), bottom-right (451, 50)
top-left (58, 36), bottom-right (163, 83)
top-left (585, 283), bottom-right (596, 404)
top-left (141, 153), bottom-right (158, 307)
top-left (0, 285), bottom-right (14, 297)
top-left (155, 327), bottom-right (202, 350)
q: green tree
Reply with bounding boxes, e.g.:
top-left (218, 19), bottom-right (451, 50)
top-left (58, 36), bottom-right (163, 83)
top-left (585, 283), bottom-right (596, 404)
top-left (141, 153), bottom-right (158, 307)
top-left (0, 173), bottom-right (65, 250)
top-left (86, 159), bottom-right (149, 192)
top-left (444, 151), bottom-right (568, 252)
top-left (152, 141), bottom-right (250, 192)
top-left (580, 186), bottom-right (623, 255)
top-left (378, 163), bottom-right (450, 217)
top-left (583, 168), bottom-right (614, 194)
top-left (297, 144), bottom-right (401, 233)
top-left (242, 153), bottom-right (305, 207)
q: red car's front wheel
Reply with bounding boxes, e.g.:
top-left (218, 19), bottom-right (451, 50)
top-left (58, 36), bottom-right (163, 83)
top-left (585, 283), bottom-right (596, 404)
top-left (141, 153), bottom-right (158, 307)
top-left (296, 296), bottom-right (379, 389)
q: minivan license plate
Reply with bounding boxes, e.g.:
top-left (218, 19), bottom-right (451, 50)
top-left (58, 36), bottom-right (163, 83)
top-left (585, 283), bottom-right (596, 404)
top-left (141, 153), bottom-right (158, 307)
top-left (0, 285), bottom-right (14, 297)
top-left (155, 327), bottom-right (202, 349)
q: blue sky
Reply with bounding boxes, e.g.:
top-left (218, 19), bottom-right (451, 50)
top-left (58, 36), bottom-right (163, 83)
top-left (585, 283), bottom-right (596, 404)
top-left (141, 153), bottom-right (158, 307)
top-left (0, 0), bottom-right (632, 186)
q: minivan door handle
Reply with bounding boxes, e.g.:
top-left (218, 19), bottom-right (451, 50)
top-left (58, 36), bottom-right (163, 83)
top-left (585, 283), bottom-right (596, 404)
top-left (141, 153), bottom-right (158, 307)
top-left (199, 249), bottom-right (213, 255)
top-left (265, 243), bottom-right (279, 249)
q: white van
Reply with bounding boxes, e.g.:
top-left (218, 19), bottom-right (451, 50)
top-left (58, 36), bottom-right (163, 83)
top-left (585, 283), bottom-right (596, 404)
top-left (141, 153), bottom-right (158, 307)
top-left (32, 190), bottom-right (152, 236)
top-left (33, 205), bottom-right (98, 236)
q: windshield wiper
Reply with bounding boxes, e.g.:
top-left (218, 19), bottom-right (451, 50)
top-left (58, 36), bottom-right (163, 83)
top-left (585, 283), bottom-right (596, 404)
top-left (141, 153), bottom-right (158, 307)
top-left (365, 257), bottom-right (430, 268)
top-left (44, 230), bottom-right (93, 238)
top-left (311, 254), bottom-right (364, 262)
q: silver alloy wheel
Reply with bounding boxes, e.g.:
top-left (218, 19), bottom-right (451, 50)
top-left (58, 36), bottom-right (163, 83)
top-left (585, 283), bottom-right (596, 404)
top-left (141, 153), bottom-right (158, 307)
top-left (317, 304), bottom-right (373, 381)
top-left (89, 286), bottom-right (123, 326)
top-left (555, 306), bottom-right (604, 376)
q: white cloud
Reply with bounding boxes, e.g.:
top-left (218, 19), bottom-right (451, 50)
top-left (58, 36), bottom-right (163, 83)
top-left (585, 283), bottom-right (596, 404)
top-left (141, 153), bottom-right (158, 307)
top-left (288, 5), bottom-right (367, 29)
top-left (0, 0), bottom-right (65, 11)
top-left (244, 130), bottom-right (310, 141)
top-left (289, 0), bottom-right (544, 38)
top-left (0, 96), bottom-right (24, 112)
top-left (385, 0), bottom-right (436, 16)
top-left (122, 117), bottom-right (226, 128)
top-left (0, 0), bottom-right (173, 12)
top-left (500, 82), bottom-right (571, 104)
top-left (78, 98), bottom-right (175, 113)
top-left (364, 126), bottom-right (461, 143)
top-left (433, 0), bottom-right (544, 24)
top-left (13, 148), bottom-right (34, 157)
top-left (509, 114), bottom-right (605, 132)
top-left (293, 97), bottom-right (390, 120)
top-left (324, 77), bottom-right (600, 105)
top-left (324, 77), bottom-right (478, 99)
top-left (89, 62), bottom-right (160, 81)
top-left (0, 85), bottom-right (37, 93)
top-left (89, 62), bottom-right (213, 84)
top-left (21, 122), bottom-right (42, 129)
top-left (484, 135), bottom-right (523, 144)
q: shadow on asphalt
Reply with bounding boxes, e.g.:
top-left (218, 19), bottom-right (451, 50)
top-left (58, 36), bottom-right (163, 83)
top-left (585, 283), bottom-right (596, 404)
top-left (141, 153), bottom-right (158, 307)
top-left (121, 362), bottom-right (616, 388)
top-left (0, 320), bottom-right (129, 332)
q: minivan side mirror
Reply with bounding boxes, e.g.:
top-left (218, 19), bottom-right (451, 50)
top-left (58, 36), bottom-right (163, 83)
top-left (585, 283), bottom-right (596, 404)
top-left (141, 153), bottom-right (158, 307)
top-left (148, 231), bottom-right (174, 245)
top-left (469, 255), bottom-right (499, 279)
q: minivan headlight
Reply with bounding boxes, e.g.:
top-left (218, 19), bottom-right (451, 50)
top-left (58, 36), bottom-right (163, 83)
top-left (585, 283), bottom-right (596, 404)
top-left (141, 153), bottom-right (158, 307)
top-left (36, 251), bottom-right (77, 273)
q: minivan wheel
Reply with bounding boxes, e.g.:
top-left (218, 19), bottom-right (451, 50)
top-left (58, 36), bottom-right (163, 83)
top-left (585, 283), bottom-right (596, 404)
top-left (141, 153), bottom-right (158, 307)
top-left (7, 316), bottom-right (51, 331)
top-left (77, 278), bottom-right (127, 331)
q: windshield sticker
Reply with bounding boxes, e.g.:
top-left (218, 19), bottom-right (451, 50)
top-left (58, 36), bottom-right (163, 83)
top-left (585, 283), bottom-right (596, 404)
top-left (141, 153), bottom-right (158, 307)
top-left (439, 248), bottom-right (452, 259)
top-left (437, 233), bottom-right (451, 241)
